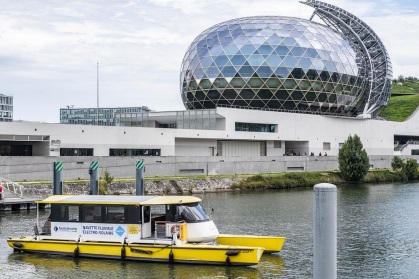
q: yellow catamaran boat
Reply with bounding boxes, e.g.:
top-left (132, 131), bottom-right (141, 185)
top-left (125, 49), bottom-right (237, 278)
top-left (8, 195), bottom-right (285, 266)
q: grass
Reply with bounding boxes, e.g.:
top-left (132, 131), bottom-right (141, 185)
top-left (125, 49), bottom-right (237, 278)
top-left (379, 94), bottom-right (419, 121)
top-left (233, 170), bottom-right (411, 190)
top-left (391, 82), bottom-right (419, 94)
top-left (233, 172), bottom-right (343, 190)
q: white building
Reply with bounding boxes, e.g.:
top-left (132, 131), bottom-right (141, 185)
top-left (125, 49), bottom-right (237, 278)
top-left (0, 94), bottom-right (13, 122)
top-left (0, 107), bottom-right (418, 157)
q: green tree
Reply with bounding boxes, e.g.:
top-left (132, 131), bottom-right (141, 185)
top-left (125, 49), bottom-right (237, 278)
top-left (338, 134), bottom-right (370, 181)
top-left (99, 169), bottom-right (114, 195)
top-left (391, 156), bottom-right (405, 171)
top-left (398, 75), bottom-right (405, 83)
top-left (403, 158), bottom-right (418, 181)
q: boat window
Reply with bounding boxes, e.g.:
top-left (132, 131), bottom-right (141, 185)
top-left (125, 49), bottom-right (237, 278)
top-left (60, 205), bottom-right (79, 222)
top-left (143, 206), bottom-right (151, 223)
top-left (105, 206), bottom-right (125, 223)
top-left (83, 205), bottom-right (102, 222)
top-left (126, 206), bottom-right (141, 223)
top-left (51, 204), bottom-right (79, 222)
top-left (178, 203), bottom-right (210, 223)
top-left (165, 204), bottom-right (177, 222)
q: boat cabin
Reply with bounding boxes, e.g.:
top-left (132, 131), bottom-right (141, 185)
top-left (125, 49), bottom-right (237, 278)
top-left (37, 195), bottom-right (219, 244)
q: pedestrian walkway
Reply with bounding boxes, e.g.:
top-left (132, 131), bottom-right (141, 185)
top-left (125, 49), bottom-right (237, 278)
top-left (0, 177), bottom-right (42, 211)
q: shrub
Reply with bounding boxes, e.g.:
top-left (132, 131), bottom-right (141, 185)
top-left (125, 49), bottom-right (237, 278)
top-left (391, 156), bottom-right (405, 171)
top-left (338, 134), bottom-right (370, 182)
top-left (99, 169), bottom-right (114, 195)
top-left (403, 158), bottom-right (418, 180)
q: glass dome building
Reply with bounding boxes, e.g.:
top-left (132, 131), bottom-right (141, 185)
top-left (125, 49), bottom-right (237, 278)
top-left (180, 1), bottom-right (392, 117)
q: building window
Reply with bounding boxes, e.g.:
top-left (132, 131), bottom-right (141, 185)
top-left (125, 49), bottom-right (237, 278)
top-left (339, 143), bottom-right (344, 149)
top-left (60, 148), bottom-right (93, 156)
top-left (176, 109), bottom-right (216, 130)
top-left (0, 144), bottom-right (32, 156)
top-left (109, 149), bottom-right (161, 156)
top-left (235, 122), bottom-right (277, 133)
top-left (274, 141), bottom-right (282, 148)
top-left (323, 142), bottom-right (331, 150)
top-left (412, 150), bottom-right (419, 155)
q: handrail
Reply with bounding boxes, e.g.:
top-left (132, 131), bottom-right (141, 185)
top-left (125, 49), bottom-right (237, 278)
top-left (0, 177), bottom-right (24, 198)
top-left (396, 141), bottom-right (419, 152)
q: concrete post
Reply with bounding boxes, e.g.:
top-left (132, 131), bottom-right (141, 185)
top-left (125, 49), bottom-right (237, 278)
top-left (89, 161), bottom-right (100, 195)
top-left (313, 183), bottom-right (337, 279)
top-left (136, 160), bottom-right (145, 196)
top-left (53, 162), bottom-right (64, 195)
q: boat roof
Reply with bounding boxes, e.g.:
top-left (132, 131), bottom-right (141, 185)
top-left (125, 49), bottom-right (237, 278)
top-left (36, 195), bottom-right (201, 205)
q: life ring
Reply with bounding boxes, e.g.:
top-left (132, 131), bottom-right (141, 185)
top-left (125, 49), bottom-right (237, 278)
top-left (170, 225), bottom-right (179, 237)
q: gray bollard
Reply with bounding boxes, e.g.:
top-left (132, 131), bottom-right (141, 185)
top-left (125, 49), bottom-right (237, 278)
top-left (53, 162), bottom-right (64, 195)
top-left (89, 161), bottom-right (100, 195)
top-left (313, 183), bottom-right (337, 279)
top-left (135, 160), bottom-right (145, 195)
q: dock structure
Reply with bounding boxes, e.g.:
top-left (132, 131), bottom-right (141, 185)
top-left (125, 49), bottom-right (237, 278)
top-left (0, 177), bottom-right (42, 211)
top-left (0, 197), bottom-right (41, 211)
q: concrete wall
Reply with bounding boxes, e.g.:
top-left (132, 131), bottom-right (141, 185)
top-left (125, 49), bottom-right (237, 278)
top-left (175, 138), bottom-right (217, 156)
top-left (1, 155), bottom-right (418, 182)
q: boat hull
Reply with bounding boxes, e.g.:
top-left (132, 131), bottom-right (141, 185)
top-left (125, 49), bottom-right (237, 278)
top-left (8, 237), bottom-right (264, 266)
top-left (216, 234), bottom-right (286, 253)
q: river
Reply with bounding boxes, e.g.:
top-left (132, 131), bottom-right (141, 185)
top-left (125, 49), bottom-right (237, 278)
top-left (1, 182), bottom-right (419, 278)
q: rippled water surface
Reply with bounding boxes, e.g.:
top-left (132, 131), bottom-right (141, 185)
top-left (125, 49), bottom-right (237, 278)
top-left (1, 182), bottom-right (419, 278)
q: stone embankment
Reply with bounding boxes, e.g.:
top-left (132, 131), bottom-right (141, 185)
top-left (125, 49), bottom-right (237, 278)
top-left (22, 178), bottom-right (242, 198)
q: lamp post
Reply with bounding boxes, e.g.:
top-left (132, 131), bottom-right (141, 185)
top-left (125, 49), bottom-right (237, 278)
top-left (97, 62), bottom-right (99, 126)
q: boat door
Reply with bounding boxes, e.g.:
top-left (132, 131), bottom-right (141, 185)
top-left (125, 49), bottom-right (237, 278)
top-left (141, 206), bottom-right (151, 238)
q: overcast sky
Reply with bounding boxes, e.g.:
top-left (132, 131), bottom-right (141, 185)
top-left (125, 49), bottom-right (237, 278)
top-left (1, 0), bottom-right (418, 123)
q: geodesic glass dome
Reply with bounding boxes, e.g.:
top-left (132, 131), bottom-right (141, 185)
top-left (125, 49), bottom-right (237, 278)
top-left (180, 16), bottom-right (369, 116)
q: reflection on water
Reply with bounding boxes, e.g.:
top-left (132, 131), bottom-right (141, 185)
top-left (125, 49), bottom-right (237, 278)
top-left (1, 182), bottom-right (419, 278)
top-left (8, 253), bottom-right (265, 279)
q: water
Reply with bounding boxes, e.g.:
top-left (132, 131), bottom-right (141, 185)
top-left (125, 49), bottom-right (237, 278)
top-left (1, 182), bottom-right (419, 278)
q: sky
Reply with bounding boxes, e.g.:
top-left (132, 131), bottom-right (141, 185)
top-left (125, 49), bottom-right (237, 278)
top-left (1, 0), bottom-right (419, 123)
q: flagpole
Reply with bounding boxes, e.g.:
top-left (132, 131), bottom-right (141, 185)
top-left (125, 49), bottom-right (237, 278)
top-left (97, 62), bottom-right (99, 126)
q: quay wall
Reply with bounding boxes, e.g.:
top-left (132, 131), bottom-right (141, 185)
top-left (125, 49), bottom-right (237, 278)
top-left (22, 178), bottom-right (241, 199)
top-left (0, 155), bottom-right (417, 182)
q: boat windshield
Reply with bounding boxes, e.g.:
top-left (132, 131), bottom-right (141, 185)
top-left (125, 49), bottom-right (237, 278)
top-left (178, 203), bottom-right (209, 223)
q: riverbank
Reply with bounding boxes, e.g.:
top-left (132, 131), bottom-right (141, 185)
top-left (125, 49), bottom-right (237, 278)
top-left (19, 169), bottom-right (410, 198)
top-left (232, 169), bottom-right (408, 190)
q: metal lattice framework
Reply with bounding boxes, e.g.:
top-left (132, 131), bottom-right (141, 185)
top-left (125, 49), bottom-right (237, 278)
top-left (180, 17), bottom-right (369, 116)
top-left (301, 0), bottom-right (392, 117)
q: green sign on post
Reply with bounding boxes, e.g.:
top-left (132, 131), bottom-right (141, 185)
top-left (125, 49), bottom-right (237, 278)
top-left (90, 161), bottom-right (99, 170)
top-left (55, 162), bottom-right (64, 172)
top-left (136, 160), bottom-right (144, 170)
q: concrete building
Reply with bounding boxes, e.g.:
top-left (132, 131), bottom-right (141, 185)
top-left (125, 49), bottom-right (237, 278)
top-left (1, 106), bottom-right (419, 158)
top-left (0, 94), bottom-right (13, 122)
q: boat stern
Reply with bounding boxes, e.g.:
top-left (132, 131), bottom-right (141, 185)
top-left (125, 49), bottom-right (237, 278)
top-left (217, 234), bottom-right (286, 253)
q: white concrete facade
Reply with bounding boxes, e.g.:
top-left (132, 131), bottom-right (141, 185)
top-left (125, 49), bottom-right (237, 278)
top-left (0, 107), bottom-right (419, 157)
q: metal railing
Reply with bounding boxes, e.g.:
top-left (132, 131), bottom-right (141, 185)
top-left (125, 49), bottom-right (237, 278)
top-left (395, 141), bottom-right (419, 152)
top-left (0, 177), bottom-right (24, 198)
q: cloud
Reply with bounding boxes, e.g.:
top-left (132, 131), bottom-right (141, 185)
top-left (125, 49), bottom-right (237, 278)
top-left (0, 0), bottom-right (418, 122)
top-left (147, 0), bottom-right (209, 15)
